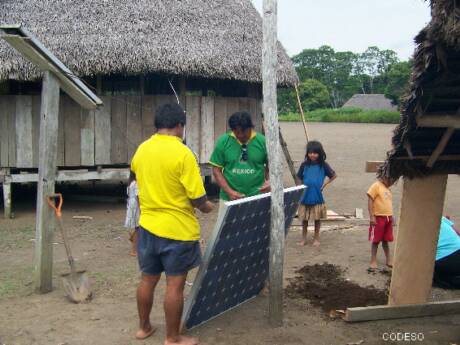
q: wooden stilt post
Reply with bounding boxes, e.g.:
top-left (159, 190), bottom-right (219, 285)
top-left (34, 71), bottom-right (60, 293)
top-left (2, 178), bottom-right (12, 219)
top-left (263, 0), bottom-right (285, 326)
top-left (389, 174), bottom-right (448, 305)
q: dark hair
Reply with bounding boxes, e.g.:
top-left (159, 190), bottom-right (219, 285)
top-left (305, 140), bottom-right (326, 166)
top-left (228, 111), bottom-right (254, 130)
top-left (154, 103), bottom-right (186, 129)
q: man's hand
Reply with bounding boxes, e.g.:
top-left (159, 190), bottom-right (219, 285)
top-left (197, 201), bottom-right (214, 214)
top-left (227, 189), bottom-right (244, 201)
top-left (370, 215), bottom-right (376, 226)
top-left (259, 180), bottom-right (271, 193)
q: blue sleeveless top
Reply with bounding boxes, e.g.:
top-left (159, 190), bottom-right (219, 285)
top-left (297, 162), bottom-right (335, 205)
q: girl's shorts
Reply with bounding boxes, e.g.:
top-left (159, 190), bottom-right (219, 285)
top-left (298, 204), bottom-right (327, 221)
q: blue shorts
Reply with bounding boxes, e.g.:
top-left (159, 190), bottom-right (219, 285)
top-left (137, 227), bottom-right (202, 276)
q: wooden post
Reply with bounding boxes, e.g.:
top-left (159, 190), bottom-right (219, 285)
top-left (388, 174), bottom-right (448, 305)
top-left (2, 176), bottom-right (12, 219)
top-left (34, 71), bottom-right (60, 293)
top-left (263, 0), bottom-right (285, 326)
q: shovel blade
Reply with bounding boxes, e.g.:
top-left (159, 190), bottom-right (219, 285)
top-left (61, 271), bottom-right (92, 303)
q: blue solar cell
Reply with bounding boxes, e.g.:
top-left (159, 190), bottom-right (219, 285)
top-left (182, 186), bottom-right (306, 330)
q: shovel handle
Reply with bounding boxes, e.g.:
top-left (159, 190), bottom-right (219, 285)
top-left (47, 194), bottom-right (77, 275)
top-left (47, 193), bottom-right (63, 217)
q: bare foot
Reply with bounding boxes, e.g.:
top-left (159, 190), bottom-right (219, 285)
top-left (135, 325), bottom-right (156, 340)
top-left (386, 263), bottom-right (393, 268)
top-left (130, 250), bottom-right (137, 257)
top-left (312, 239), bottom-right (320, 247)
top-left (259, 285), bottom-right (269, 296)
top-left (369, 261), bottom-right (378, 269)
top-left (164, 335), bottom-right (199, 345)
top-left (297, 240), bottom-right (306, 246)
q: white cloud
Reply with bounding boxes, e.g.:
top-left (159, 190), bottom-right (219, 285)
top-left (251, 0), bottom-right (431, 60)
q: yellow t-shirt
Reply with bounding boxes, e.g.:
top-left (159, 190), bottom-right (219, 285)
top-left (367, 181), bottom-right (393, 216)
top-left (131, 134), bottom-right (206, 241)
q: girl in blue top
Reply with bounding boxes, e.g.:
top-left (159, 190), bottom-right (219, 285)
top-left (296, 141), bottom-right (337, 247)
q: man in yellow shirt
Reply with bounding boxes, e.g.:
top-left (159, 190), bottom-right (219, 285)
top-left (131, 103), bottom-right (213, 345)
top-left (367, 176), bottom-right (396, 270)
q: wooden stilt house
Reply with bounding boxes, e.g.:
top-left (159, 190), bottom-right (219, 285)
top-left (379, 0), bottom-right (460, 306)
top-left (0, 0), bottom-right (298, 217)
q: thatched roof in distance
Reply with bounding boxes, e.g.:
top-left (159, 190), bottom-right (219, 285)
top-left (0, 0), bottom-right (298, 86)
top-left (380, 0), bottom-right (460, 179)
top-left (342, 94), bottom-right (397, 111)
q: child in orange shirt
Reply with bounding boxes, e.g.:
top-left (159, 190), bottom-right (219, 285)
top-left (367, 177), bottom-right (395, 270)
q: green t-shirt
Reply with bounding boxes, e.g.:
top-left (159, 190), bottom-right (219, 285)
top-left (209, 131), bottom-right (268, 201)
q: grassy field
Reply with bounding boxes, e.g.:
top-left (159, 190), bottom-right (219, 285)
top-left (279, 107), bottom-right (400, 124)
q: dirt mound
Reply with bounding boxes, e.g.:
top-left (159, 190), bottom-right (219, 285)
top-left (286, 263), bottom-right (388, 313)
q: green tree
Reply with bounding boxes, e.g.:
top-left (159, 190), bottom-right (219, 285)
top-left (360, 46), bottom-right (399, 93)
top-left (292, 46), bottom-right (359, 107)
top-left (383, 61), bottom-right (412, 106)
top-left (286, 46), bottom-right (406, 110)
top-left (278, 79), bottom-right (330, 114)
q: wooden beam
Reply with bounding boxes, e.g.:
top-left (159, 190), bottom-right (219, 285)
top-left (345, 300), bottom-right (460, 322)
top-left (34, 71), bottom-right (60, 293)
top-left (396, 155), bottom-right (460, 161)
top-left (365, 161), bottom-right (384, 173)
top-left (427, 127), bottom-right (455, 168)
top-left (4, 168), bottom-right (130, 184)
top-left (417, 114), bottom-right (460, 128)
top-left (263, 0), bottom-right (285, 327)
top-left (389, 175), bottom-right (448, 305)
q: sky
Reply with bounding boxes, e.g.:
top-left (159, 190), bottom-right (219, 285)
top-left (250, 0), bottom-right (431, 60)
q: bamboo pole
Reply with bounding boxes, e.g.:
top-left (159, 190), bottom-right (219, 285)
top-left (263, 0), bottom-right (285, 326)
top-left (294, 83), bottom-right (309, 142)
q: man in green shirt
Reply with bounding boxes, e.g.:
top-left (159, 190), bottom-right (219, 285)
top-left (209, 111), bottom-right (270, 203)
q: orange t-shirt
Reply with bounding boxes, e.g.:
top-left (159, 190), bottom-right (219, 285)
top-left (367, 181), bottom-right (393, 216)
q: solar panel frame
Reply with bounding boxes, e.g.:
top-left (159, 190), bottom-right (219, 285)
top-left (182, 185), bottom-right (306, 330)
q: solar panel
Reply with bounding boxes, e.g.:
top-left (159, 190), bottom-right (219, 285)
top-left (182, 185), bottom-right (306, 330)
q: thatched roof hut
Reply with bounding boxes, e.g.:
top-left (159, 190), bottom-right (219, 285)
top-left (0, 0), bottom-right (297, 86)
top-left (380, 0), bottom-right (460, 179)
top-left (342, 94), bottom-right (397, 111)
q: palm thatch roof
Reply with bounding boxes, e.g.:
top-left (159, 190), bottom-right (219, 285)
top-left (0, 0), bottom-right (298, 86)
top-left (342, 94), bottom-right (397, 111)
top-left (380, 0), bottom-right (460, 179)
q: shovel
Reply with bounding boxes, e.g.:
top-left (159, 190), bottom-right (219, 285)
top-left (47, 193), bottom-right (92, 303)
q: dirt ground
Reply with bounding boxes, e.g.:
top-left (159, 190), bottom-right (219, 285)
top-left (1, 122), bottom-right (460, 345)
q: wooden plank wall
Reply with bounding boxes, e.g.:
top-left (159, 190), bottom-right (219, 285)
top-left (94, 96), bottom-right (111, 165)
top-left (0, 95), bottom-right (262, 169)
